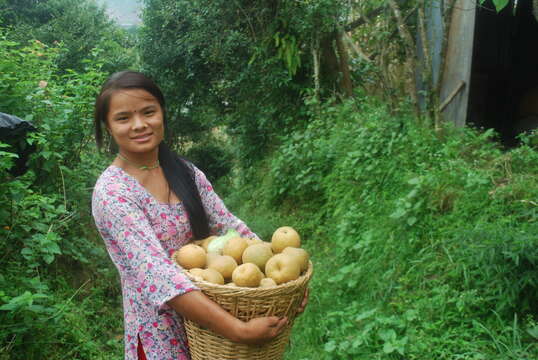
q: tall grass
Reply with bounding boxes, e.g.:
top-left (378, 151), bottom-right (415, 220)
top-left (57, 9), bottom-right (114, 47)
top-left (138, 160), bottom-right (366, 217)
top-left (220, 95), bottom-right (538, 359)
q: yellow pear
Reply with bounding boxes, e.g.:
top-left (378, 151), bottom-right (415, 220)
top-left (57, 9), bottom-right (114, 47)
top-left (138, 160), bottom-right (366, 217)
top-left (259, 278), bottom-right (277, 288)
top-left (242, 243), bottom-right (273, 272)
top-left (282, 247), bottom-right (310, 272)
top-left (201, 268), bottom-right (224, 285)
top-left (207, 255), bottom-right (238, 281)
top-left (173, 244), bottom-right (206, 270)
top-left (246, 238), bottom-right (263, 247)
top-left (271, 226), bottom-right (301, 253)
top-left (232, 263), bottom-right (263, 287)
top-left (206, 252), bottom-right (219, 267)
top-left (200, 235), bottom-right (217, 251)
top-left (222, 236), bottom-right (248, 264)
top-left (265, 253), bottom-right (301, 285)
top-left (189, 268), bottom-right (205, 281)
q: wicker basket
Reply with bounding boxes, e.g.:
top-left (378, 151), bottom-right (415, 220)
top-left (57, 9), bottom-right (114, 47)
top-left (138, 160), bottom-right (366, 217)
top-left (184, 261), bottom-right (313, 360)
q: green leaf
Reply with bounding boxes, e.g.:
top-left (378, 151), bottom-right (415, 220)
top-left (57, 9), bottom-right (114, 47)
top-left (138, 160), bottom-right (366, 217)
top-left (407, 177), bottom-right (421, 185)
top-left (492, 0), bottom-right (509, 12)
top-left (0, 151), bottom-right (18, 159)
top-left (390, 208), bottom-right (406, 219)
top-left (355, 308), bottom-right (377, 322)
top-left (0, 303), bottom-right (18, 311)
top-left (378, 328), bottom-right (396, 342)
top-left (21, 247), bottom-right (33, 258)
top-left (527, 325), bottom-right (538, 339)
top-left (404, 309), bottom-right (418, 322)
top-left (44, 254), bottom-right (54, 264)
top-left (324, 340), bottom-right (337, 353)
top-left (383, 342), bottom-right (396, 354)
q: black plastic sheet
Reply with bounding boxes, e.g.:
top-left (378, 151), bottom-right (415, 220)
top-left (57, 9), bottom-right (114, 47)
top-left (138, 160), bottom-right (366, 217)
top-left (0, 112), bottom-right (36, 137)
top-left (0, 112), bottom-right (37, 177)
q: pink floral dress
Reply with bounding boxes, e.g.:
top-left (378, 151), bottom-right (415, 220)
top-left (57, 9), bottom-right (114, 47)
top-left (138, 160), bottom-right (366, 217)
top-left (92, 164), bottom-right (258, 360)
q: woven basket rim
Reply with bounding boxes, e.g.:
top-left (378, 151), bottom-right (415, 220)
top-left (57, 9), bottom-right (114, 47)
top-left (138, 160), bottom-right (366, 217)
top-left (184, 260), bottom-right (313, 294)
top-left (184, 261), bottom-right (313, 359)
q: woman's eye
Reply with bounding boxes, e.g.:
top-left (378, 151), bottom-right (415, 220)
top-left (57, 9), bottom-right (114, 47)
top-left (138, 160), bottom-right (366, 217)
top-left (145, 111), bottom-right (155, 116)
top-left (116, 117), bottom-right (128, 121)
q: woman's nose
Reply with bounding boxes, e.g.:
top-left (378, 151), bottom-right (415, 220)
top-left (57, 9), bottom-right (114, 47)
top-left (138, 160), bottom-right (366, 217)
top-left (131, 113), bottom-right (147, 129)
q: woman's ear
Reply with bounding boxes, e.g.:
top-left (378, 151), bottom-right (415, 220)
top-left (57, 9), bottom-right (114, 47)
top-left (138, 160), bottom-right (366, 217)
top-left (107, 136), bottom-right (118, 154)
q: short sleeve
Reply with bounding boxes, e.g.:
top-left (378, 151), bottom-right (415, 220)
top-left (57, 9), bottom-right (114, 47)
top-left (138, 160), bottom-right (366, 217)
top-left (191, 165), bottom-right (260, 239)
top-left (92, 179), bottom-right (198, 315)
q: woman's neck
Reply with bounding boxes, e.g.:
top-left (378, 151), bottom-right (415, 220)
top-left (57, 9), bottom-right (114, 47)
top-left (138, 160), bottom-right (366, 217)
top-left (114, 148), bottom-right (160, 172)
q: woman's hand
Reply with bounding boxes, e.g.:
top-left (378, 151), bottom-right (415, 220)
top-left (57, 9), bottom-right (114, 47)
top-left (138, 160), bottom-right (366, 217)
top-left (236, 287), bottom-right (309, 344)
top-left (168, 291), bottom-right (288, 344)
top-left (236, 316), bottom-right (288, 344)
top-left (296, 287), bottom-right (309, 316)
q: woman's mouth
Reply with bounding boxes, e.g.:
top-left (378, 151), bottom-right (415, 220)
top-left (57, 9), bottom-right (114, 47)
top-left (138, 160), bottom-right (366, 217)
top-left (132, 133), bottom-right (152, 143)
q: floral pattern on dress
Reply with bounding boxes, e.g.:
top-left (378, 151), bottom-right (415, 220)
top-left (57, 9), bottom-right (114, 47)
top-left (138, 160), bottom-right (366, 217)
top-left (92, 163), bottom-right (258, 360)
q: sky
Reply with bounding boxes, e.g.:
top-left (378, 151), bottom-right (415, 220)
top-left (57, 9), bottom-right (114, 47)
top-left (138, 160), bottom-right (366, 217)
top-left (96, 0), bottom-right (142, 27)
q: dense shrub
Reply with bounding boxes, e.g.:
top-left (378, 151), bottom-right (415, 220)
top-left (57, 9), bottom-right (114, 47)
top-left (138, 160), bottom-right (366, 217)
top-left (221, 95), bottom-right (538, 359)
top-left (184, 141), bottom-right (233, 183)
top-left (0, 29), bottom-right (123, 359)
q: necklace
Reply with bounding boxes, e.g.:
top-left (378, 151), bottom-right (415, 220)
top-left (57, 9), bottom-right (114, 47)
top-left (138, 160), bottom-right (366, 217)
top-left (117, 153), bottom-right (160, 170)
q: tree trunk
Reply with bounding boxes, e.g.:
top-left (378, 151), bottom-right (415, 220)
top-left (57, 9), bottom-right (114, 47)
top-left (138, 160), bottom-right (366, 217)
top-left (312, 40), bottom-right (321, 102)
top-left (388, 0), bottom-right (421, 116)
top-left (335, 31), bottom-right (353, 98)
top-left (320, 33), bottom-right (340, 96)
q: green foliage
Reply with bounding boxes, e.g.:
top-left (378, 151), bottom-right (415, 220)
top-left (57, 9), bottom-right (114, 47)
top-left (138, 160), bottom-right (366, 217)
top-left (0, 0), bottom-right (136, 73)
top-left (479, 0), bottom-right (511, 12)
top-left (0, 143), bottom-right (18, 174)
top-left (1, 0), bottom-right (536, 358)
top-left (221, 95), bottom-right (538, 359)
top-left (183, 141), bottom-right (233, 183)
top-left (272, 31), bottom-right (301, 76)
top-left (0, 27), bottom-right (122, 359)
top-left (138, 0), bottom-right (353, 165)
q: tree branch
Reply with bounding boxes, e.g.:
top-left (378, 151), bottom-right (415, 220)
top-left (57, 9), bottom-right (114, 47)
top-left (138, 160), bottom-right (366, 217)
top-left (388, 0), bottom-right (420, 115)
top-left (344, 5), bottom-right (386, 32)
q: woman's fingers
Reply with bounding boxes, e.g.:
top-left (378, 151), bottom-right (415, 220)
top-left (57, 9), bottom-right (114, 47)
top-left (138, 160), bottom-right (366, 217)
top-left (237, 287), bottom-right (310, 344)
top-left (241, 316), bottom-right (288, 344)
top-left (297, 287), bottom-right (310, 315)
top-left (266, 316), bottom-right (286, 338)
top-left (274, 316), bottom-right (288, 332)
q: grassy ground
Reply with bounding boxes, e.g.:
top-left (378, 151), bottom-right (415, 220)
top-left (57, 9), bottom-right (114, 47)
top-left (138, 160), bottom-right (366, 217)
top-left (219, 97), bottom-right (538, 360)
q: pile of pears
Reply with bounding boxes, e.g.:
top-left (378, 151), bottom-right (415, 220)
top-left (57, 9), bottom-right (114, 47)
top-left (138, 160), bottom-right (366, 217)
top-left (172, 226), bottom-right (310, 288)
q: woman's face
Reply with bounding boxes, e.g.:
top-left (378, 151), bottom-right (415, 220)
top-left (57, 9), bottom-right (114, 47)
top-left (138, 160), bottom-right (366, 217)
top-left (106, 89), bottom-right (164, 155)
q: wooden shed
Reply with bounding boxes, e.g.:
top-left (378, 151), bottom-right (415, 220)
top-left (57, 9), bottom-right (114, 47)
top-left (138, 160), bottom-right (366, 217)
top-left (430, 0), bottom-right (538, 145)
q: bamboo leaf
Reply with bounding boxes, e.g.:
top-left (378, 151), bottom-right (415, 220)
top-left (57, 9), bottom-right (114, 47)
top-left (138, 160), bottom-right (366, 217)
top-left (492, 0), bottom-right (509, 12)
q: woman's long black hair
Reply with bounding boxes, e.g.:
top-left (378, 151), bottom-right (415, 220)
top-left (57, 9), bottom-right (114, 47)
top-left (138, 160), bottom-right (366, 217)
top-left (94, 70), bottom-right (210, 240)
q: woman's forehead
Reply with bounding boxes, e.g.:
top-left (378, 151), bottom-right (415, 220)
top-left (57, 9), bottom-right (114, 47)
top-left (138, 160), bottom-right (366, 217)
top-left (109, 89), bottom-right (159, 109)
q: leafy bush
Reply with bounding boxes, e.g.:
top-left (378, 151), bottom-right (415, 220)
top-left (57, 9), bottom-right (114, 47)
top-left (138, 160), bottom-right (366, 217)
top-left (0, 28), bottom-right (123, 359)
top-left (221, 94), bottom-right (538, 359)
top-left (184, 141), bottom-right (233, 183)
top-left (0, 0), bottom-right (136, 73)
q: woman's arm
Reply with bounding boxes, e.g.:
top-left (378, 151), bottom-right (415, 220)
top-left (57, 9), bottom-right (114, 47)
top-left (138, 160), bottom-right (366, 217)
top-left (167, 291), bottom-right (288, 344)
top-left (93, 175), bottom-right (286, 344)
top-left (92, 178), bottom-right (198, 314)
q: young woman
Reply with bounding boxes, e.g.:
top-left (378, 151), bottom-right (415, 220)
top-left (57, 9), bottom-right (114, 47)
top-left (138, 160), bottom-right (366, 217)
top-left (91, 71), bottom-right (303, 360)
